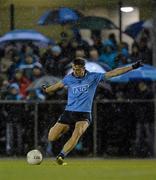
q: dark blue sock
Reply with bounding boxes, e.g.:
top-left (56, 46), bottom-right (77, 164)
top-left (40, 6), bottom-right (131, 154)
top-left (58, 150), bottom-right (67, 158)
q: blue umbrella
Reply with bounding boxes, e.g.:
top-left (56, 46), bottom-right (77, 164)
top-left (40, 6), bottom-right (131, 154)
top-left (0, 29), bottom-right (55, 45)
top-left (38, 7), bottom-right (83, 25)
top-left (110, 64), bottom-right (156, 83)
top-left (124, 21), bottom-right (144, 39)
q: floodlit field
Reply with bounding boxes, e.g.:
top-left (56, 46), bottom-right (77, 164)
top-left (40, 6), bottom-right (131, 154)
top-left (0, 158), bottom-right (156, 180)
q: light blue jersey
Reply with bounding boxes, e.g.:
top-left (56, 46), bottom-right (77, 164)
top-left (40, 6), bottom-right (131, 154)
top-left (62, 71), bottom-right (105, 112)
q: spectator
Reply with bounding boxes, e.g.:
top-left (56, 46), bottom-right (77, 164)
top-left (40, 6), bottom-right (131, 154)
top-left (10, 69), bottom-right (31, 98)
top-left (108, 33), bottom-right (118, 50)
top-left (31, 62), bottom-right (44, 81)
top-left (0, 79), bottom-right (10, 100)
top-left (0, 49), bottom-right (14, 80)
top-left (130, 43), bottom-right (141, 62)
top-left (118, 42), bottom-right (129, 58)
top-left (19, 54), bottom-right (37, 80)
top-left (4, 82), bottom-right (24, 155)
top-left (40, 44), bottom-right (54, 66)
top-left (20, 44), bottom-right (39, 61)
top-left (91, 33), bottom-right (103, 54)
top-left (75, 47), bottom-right (86, 59)
top-left (115, 53), bottom-right (129, 68)
top-left (99, 39), bottom-right (117, 69)
top-left (134, 81), bottom-right (154, 156)
top-left (59, 36), bottom-right (72, 58)
top-left (5, 83), bottom-right (23, 100)
top-left (88, 47), bottom-right (111, 71)
top-left (7, 52), bottom-right (22, 80)
top-left (45, 45), bottom-right (69, 77)
top-left (88, 47), bottom-right (100, 62)
top-left (138, 37), bottom-right (152, 64)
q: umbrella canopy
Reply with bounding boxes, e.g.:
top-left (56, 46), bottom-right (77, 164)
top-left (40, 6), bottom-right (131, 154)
top-left (38, 7), bottom-right (83, 25)
top-left (110, 64), bottom-right (156, 83)
top-left (124, 20), bottom-right (152, 39)
top-left (143, 19), bottom-right (153, 29)
top-left (27, 75), bottom-right (61, 90)
top-left (85, 62), bottom-right (106, 73)
top-left (124, 21), bottom-right (144, 39)
top-left (67, 61), bottom-right (106, 74)
top-left (75, 16), bottom-right (118, 30)
top-left (0, 29), bottom-right (54, 45)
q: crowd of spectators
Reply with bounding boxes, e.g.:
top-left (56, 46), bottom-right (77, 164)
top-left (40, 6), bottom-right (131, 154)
top-left (0, 28), bottom-right (153, 101)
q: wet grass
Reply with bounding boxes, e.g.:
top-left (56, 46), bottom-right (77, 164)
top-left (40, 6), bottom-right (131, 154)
top-left (0, 158), bottom-right (156, 180)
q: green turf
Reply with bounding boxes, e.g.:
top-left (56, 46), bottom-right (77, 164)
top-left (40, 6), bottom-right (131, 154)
top-left (0, 158), bottom-right (156, 180)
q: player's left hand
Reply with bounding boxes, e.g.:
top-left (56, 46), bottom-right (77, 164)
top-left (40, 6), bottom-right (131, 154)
top-left (132, 60), bottom-right (143, 69)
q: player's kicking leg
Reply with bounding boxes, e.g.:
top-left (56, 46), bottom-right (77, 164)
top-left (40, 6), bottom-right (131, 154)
top-left (48, 122), bottom-right (69, 141)
top-left (56, 120), bottom-right (89, 165)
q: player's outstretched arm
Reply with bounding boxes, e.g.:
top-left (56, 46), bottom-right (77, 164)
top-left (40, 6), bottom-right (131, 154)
top-left (105, 60), bottom-right (143, 79)
top-left (42, 81), bottom-right (64, 94)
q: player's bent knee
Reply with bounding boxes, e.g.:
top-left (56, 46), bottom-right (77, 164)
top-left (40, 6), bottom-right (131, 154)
top-left (48, 132), bottom-right (53, 141)
top-left (78, 126), bottom-right (87, 135)
top-left (48, 128), bottom-right (57, 141)
top-left (48, 133), bottom-right (58, 141)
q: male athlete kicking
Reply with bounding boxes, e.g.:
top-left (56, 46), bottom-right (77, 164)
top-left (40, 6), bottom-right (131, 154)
top-left (42, 57), bottom-right (142, 165)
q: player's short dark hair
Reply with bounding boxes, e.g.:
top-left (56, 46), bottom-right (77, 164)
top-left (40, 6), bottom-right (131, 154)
top-left (73, 57), bottom-right (86, 67)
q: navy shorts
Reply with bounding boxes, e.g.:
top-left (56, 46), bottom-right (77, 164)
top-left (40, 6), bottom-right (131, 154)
top-left (58, 110), bottom-right (92, 125)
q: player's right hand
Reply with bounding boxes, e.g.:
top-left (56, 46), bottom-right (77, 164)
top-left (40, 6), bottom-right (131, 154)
top-left (41, 84), bottom-right (48, 93)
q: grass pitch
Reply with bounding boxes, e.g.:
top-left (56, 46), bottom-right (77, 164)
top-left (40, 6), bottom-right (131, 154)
top-left (0, 158), bottom-right (156, 180)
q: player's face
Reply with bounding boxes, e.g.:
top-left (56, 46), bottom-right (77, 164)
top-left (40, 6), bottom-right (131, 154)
top-left (72, 64), bottom-right (85, 77)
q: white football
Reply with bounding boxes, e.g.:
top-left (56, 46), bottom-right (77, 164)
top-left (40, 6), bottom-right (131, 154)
top-left (27, 149), bottom-right (43, 165)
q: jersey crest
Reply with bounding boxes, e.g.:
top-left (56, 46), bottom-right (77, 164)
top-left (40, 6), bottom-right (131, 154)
top-left (72, 84), bottom-right (89, 94)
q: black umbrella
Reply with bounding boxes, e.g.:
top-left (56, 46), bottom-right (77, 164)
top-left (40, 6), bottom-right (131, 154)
top-left (75, 16), bottom-right (118, 30)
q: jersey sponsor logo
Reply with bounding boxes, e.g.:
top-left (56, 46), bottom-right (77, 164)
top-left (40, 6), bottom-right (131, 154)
top-left (72, 84), bottom-right (89, 94)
